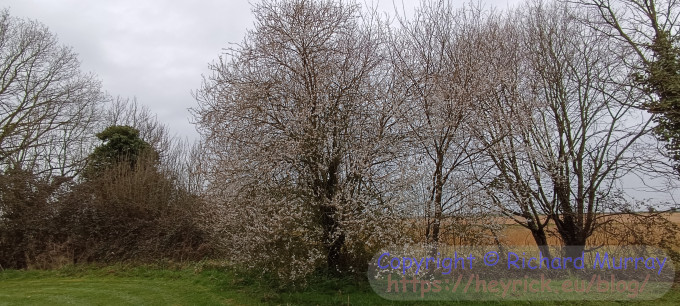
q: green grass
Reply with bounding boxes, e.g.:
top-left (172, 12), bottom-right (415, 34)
top-left (0, 263), bottom-right (266, 305)
top-left (0, 263), bottom-right (679, 305)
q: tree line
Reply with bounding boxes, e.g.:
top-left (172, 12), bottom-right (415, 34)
top-left (2, 0), bottom-right (680, 284)
top-left (192, 0), bottom-right (680, 281)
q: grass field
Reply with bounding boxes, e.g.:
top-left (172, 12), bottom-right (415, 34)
top-left (1, 263), bottom-right (679, 305)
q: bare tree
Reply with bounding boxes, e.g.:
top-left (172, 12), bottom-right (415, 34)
top-left (477, 1), bottom-right (653, 256)
top-left (102, 96), bottom-right (173, 154)
top-left (0, 9), bottom-right (102, 177)
top-left (389, 1), bottom-right (500, 246)
top-left (192, 0), bottom-right (403, 279)
top-left (0, 8), bottom-right (102, 269)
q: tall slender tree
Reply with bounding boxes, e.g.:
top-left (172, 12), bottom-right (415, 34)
top-left (389, 1), bottom-right (499, 247)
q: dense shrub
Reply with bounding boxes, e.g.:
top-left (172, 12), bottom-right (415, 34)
top-left (0, 145), bottom-right (212, 269)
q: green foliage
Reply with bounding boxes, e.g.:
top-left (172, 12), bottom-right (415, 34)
top-left (636, 30), bottom-right (680, 173)
top-left (85, 125), bottom-right (156, 177)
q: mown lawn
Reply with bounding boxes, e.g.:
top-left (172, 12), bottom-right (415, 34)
top-left (0, 264), bottom-right (264, 305)
top-left (0, 263), bottom-right (679, 305)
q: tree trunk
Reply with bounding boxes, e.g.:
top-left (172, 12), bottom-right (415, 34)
top-left (428, 154), bottom-right (445, 245)
top-left (529, 226), bottom-right (552, 259)
top-left (554, 217), bottom-right (587, 260)
top-left (318, 156), bottom-right (346, 274)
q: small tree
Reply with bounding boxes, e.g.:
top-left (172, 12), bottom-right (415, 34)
top-left (84, 125), bottom-right (156, 177)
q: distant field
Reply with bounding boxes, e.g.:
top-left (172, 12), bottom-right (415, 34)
top-left (404, 212), bottom-right (680, 246)
top-left (500, 212), bottom-right (680, 246)
top-left (665, 212), bottom-right (680, 223)
top-left (1, 263), bottom-right (679, 305)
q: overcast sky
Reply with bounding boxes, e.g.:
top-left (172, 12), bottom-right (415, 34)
top-left (0, 0), bottom-right (523, 141)
top-left (1, 0), bottom-right (254, 141)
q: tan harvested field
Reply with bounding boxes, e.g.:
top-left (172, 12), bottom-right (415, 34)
top-left (501, 212), bottom-right (680, 246)
top-left (405, 212), bottom-right (680, 247)
top-left (662, 211), bottom-right (680, 223)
